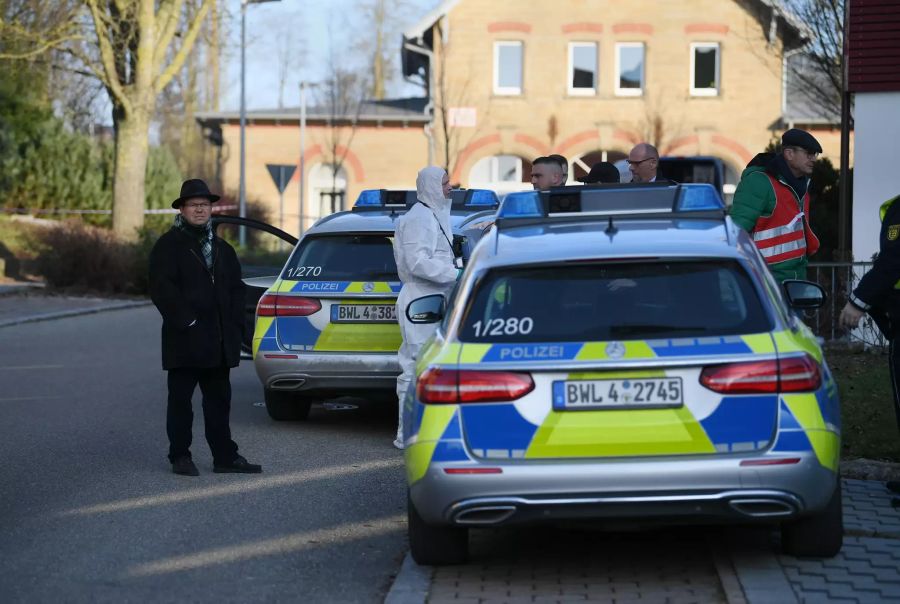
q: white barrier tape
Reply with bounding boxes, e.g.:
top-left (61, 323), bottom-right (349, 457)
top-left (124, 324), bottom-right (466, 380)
top-left (1, 205), bottom-right (238, 216)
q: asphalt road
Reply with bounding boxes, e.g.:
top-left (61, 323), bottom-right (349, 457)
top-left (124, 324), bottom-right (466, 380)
top-left (0, 307), bottom-right (407, 603)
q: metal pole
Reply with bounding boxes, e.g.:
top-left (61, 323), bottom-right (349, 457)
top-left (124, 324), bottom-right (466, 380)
top-left (238, 0), bottom-right (247, 247)
top-left (838, 0), bottom-right (852, 262)
top-left (299, 81), bottom-right (307, 236)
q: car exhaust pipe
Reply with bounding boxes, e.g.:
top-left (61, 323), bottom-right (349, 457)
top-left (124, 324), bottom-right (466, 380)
top-left (270, 378), bottom-right (306, 390)
top-left (453, 505), bottom-right (517, 525)
top-left (728, 498), bottom-right (796, 518)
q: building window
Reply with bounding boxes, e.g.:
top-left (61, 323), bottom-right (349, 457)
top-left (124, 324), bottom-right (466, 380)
top-left (469, 155), bottom-right (533, 192)
top-left (494, 41), bottom-right (523, 95)
top-left (615, 42), bottom-right (644, 96)
top-left (691, 42), bottom-right (720, 96)
top-left (568, 42), bottom-right (598, 95)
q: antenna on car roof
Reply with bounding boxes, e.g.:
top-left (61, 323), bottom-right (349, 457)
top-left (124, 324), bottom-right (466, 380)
top-left (604, 216), bottom-right (618, 237)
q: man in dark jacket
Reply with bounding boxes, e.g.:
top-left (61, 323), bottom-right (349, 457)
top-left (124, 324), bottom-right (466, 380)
top-left (149, 179), bottom-right (262, 476)
top-left (839, 193), bottom-right (900, 501)
top-left (730, 129), bottom-right (821, 283)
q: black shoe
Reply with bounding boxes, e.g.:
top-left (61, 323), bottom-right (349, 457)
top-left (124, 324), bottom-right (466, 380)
top-left (172, 457), bottom-right (199, 476)
top-left (213, 455), bottom-right (262, 474)
top-left (887, 480), bottom-right (900, 495)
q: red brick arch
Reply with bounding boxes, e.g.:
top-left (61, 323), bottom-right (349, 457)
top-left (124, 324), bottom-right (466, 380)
top-left (487, 22), bottom-right (532, 34)
top-left (295, 144), bottom-right (365, 183)
top-left (562, 22), bottom-right (603, 34)
top-left (711, 134), bottom-right (753, 165)
top-left (451, 134), bottom-right (503, 183)
top-left (612, 23), bottom-right (653, 35)
top-left (514, 133), bottom-right (550, 156)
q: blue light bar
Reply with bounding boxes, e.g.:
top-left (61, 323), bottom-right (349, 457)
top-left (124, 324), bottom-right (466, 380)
top-left (497, 191), bottom-right (543, 218)
top-left (677, 183), bottom-right (724, 211)
top-left (467, 189), bottom-right (499, 207)
top-left (354, 189), bottom-right (382, 207)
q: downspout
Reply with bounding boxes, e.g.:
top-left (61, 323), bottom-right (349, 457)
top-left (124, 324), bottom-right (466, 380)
top-left (782, 46), bottom-right (805, 127)
top-left (404, 39), bottom-right (435, 166)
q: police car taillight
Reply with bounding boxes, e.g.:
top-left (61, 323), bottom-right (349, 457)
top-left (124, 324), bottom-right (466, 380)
top-left (256, 293), bottom-right (322, 317)
top-left (417, 368), bottom-right (534, 404)
top-left (699, 355), bottom-right (821, 394)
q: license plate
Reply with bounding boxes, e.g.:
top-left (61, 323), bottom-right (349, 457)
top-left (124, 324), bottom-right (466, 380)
top-left (552, 378), bottom-right (683, 410)
top-left (330, 304), bottom-right (397, 323)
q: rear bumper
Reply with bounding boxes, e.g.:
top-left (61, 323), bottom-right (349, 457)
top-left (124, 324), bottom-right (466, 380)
top-left (255, 352), bottom-right (399, 395)
top-left (408, 451), bottom-right (837, 527)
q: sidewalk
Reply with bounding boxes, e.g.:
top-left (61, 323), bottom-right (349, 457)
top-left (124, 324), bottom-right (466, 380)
top-left (0, 283), bottom-right (151, 327)
top-left (387, 479), bottom-right (900, 604)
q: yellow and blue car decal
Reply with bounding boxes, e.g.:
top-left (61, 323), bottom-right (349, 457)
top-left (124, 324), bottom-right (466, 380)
top-left (252, 279), bottom-right (403, 357)
top-left (404, 330), bottom-right (841, 484)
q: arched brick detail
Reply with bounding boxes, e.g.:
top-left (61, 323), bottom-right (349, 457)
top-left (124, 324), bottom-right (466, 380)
top-left (612, 23), bottom-right (653, 35)
top-left (293, 144), bottom-right (365, 183)
top-left (684, 23), bottom-right (729, 35)
top-left (662, 135), bottom-right (700, 155)
top-left (451, 134), bottom-right (503, 183)
top-left (487, 22), bottom-right (532, 34)
top-left (562, 22), bottom-right (603, 34)
top-left (514, 133), bottom-right (550, 156)
top-left (711, 134), bottom-right (753, 165)
top-left (613, 129), bottom-right (641, 146)
top-left (555, 130), bottom-right (600, 156)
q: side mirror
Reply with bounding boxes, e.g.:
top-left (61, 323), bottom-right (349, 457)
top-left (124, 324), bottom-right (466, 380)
top-left (406, 294), bottom-right (445, 324)
top-left (782, 280), bottom-right (826, 309)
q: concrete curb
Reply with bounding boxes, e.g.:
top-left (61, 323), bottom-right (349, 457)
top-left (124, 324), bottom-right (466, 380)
top-left (383, 553), bottom-right (432, 604)
top-left (0, 299), bottom-right (153, 329)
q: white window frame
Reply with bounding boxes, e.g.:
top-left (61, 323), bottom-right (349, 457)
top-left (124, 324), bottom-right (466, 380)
top-left (493, 41), bottom-right (523, 96)
top-left (690, 42), bottom-right (720, 96)
top-left (615, 42), bottom-right (645, 97)
top-left (568, 42), bottom-right (598, 96)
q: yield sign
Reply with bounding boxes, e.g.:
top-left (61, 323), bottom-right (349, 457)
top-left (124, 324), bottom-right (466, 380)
top-left (266, 164), bottom-right (297, 194)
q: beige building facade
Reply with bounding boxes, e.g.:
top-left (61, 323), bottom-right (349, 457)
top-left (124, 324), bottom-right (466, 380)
top-left (197, 0), bottom-right (844, 235)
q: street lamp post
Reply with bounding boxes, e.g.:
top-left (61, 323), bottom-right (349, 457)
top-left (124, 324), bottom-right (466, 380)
top-left (239, 0), bottom-right (280, 247)
top-left (299, 81), bottom-right (307, 237)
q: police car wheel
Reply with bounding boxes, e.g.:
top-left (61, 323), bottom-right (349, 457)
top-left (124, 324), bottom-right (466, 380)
top-left (780, 479), bottom-right (843, 558)
top-left (407, 491), bottom-right (468, 565)
top-left (263, 389), bottom-right (312, 421)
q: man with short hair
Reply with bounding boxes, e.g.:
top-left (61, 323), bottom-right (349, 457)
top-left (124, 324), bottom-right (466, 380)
top-left (627, 143), bottom-right (660, 183)
top-left (149, 178), bottom-right (262, 476)
top-left (548, 154), bottom-right (569, 184)
top-left (531, 156), bottom-right (565, 190)
top-left (730, 128), bottom-right (822, 282)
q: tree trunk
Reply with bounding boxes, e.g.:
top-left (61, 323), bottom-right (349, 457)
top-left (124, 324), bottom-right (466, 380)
top-left (112, 109), bottom-right (151, 238)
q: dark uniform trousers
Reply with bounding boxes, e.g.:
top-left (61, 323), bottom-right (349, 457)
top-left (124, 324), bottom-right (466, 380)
top-left (888, 340), bottom-right (900, 433)
top-left (166, 364), bottom-right (239, 464)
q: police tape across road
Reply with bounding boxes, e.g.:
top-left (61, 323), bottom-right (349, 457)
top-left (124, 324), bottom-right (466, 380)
top-left (0, 205), bottom-right (239, 215)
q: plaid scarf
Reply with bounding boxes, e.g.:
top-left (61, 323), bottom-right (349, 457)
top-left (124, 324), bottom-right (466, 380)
top-left (174, 214), bottom-right (214, 269)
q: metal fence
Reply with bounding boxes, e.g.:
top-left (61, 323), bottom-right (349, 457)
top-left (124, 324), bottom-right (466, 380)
top-left (806, 262), bottom-right (885, 348)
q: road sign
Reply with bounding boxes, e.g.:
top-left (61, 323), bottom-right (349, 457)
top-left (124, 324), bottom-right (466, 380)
top-left (266, 164), bottom-right (297, 194)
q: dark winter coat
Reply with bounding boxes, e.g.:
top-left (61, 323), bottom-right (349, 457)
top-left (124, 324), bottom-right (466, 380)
top-left (149, 226), bottom-right (246, 370)
top-left (851, 194), bottom-right (900, 337)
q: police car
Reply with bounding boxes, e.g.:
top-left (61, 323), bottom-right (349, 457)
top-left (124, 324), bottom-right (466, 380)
top-left (252, 188), bottom-right (498, 421)
top-left (400, 182), bottom-right (841, 565)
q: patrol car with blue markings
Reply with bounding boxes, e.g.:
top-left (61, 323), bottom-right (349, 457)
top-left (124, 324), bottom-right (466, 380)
top-left (252, 188), bottom-right (498, 421)
top-left (400, 182), bottom-right (842, 565)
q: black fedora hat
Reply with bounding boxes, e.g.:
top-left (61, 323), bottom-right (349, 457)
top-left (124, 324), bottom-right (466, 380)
top-left (578, 161), bottom-right (621, 184)
top-left (172, 179), bottom-right (221, 209)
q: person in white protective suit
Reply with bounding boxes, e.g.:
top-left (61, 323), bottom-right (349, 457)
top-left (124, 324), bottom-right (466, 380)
top-left (392, 166), bottom-right (460, 449)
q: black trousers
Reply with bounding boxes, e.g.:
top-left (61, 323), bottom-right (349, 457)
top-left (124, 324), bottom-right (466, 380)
top-left (166, 365), bottom-right (239, 464)
top-left (889, 340), bottom-right (900, 433)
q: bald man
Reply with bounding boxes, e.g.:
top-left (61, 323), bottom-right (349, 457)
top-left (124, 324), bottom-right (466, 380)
top-left (627, 143), bottom-right (661, 183)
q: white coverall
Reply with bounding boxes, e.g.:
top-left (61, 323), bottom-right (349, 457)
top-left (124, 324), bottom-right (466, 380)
top-left (393, 167), bottom-right (459, 445)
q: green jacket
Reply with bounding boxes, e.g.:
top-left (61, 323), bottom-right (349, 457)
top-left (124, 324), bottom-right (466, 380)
top-left (730, 161), bottom-right (811, 283)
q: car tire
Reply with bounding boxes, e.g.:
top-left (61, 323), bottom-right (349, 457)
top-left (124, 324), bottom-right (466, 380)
top-left (408, 491), bottom-right (468, 565)
top-left (781, 479), bottom-right (843, 558)
top-left (264, 389), bottom-right (312, 421)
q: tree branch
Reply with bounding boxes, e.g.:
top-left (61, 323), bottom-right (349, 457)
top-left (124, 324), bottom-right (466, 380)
top-left (155, 0), bottom-right (210, 93)
top-left (84, 0), bottom-right (130, 113)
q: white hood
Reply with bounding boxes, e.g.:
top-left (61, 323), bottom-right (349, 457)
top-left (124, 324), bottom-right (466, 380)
top-left (416, 166), bottom-right (451, 234)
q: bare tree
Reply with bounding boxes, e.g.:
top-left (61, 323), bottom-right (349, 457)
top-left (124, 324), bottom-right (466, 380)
top-left (62, 0), bottom-right (215, 238)
top-left (784, 0), bottom-right (844, 121)
top-left (269, 14), bottom-right (304, 109)
top-left (351, 0), bottom-right (410, 100)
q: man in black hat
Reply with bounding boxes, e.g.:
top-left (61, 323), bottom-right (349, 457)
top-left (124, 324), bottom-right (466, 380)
top-left (730, 128), bottom-right (822, 283)
top-left (149, 179), bottom-right (262, 476)
top-left (578, 161), bottom-right (621, 184)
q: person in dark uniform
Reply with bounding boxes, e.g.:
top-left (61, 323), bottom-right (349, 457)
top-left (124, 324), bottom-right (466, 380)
top-left (839, 192), bottom-right (900, 501)
top-left (149, 179), bottom-right (262, 476)
top-left (578, 161), bottom-right (621, 184)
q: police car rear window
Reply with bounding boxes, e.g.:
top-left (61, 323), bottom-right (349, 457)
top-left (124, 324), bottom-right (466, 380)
top-left (459, 260), bottom-right (770, 342)
top-left (281, 234), bottom-right (398, 281)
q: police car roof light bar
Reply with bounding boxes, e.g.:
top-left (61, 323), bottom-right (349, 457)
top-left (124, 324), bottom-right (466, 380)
top-left (352, 188), bottom-right (500, 213)
top-left (495, 183), bottom-right (725, 230)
